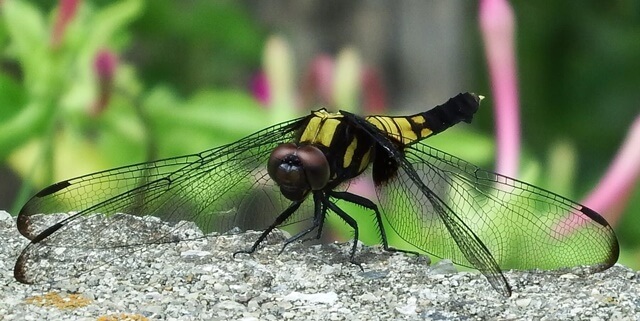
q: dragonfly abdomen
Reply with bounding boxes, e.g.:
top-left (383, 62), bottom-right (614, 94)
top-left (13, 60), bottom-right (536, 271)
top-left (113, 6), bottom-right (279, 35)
top-left (366, 92), bottom-right (481, 145)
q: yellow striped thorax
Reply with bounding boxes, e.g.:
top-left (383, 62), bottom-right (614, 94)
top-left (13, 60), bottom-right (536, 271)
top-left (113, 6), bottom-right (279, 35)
top-left (299, 109), bottom-right (343, 148)
top-left (298, 109), bottom-right (371, 172)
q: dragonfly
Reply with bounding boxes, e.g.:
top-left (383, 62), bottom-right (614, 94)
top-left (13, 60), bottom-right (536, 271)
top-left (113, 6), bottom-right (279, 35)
top-left (14, 93), bottom-right (619, 296)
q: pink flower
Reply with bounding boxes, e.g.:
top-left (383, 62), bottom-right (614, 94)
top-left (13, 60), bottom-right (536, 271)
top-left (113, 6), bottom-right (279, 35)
top-left (479, 0), bottom-right (521, 178)
top-left (300, 55), bottom-right (335, 109)
top-left (553, 115), bottom-right (640, 233)
top-left (91, 49), bottom-right (118, 116)
top-left (51, 0), bottom-right (80, 48)
top-left (361, 68), bottom-right (387, 114)
top-left (582, 115), bottom-right (640, 225)
top-left (250, 72), bottom-right (271, 106)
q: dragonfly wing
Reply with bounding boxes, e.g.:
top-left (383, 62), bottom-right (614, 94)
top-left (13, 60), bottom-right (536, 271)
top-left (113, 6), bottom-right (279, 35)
top-left (375, 142), bottom-right (619, 295)
top-left (15, 117), bottom-right (316, 284)
top-left (374, 147), bottom-right (511, 295)
top-left (341, 110), bottom-right (618, 296)
top-left (400, 143), bottom-right (619, 270)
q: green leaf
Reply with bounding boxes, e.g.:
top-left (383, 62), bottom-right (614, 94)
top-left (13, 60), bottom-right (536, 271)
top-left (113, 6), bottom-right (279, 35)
top-left (86, 0), bottom-right (144, 52)
top-left (0, 73), bottom-right (27, 120)
top-left (427, 128), bottom-right (495, 166)
top-left (2, 0), bottom-right (47, 58)
top-left (2, 0), bottom-right (50, 90)
top-left (0, 101), bottom-right (54, 161)
top-left (144, 87), bottom-right (267, 157)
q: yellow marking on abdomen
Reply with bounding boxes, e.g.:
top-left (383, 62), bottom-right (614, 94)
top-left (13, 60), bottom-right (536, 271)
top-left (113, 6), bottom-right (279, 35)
top-left (392, 118), bottom-right (418, 143)
top-left (367, 116), bottom-right (393, 135)
top-left (411, 115), bottom-right (426, 124)
top-left (367, 116), bottom-right (419, 145)
top-left (421, 128), bottom-right (433, 138)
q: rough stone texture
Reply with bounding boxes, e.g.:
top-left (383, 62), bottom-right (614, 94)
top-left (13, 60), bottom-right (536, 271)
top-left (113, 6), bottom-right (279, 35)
top-left (0, 210), bottom-right (637, 320)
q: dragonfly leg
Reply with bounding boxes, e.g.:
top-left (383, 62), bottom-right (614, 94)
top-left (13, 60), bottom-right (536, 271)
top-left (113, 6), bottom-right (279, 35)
top-left (297, 218), bottom-right (325, 244)
top-left (322, 196), bottom-right (363, 271)
top-left (278, 224), bottom-right (318, 254)
top-left (330, 191), bottom-right (421, 257)
top-left (278, 192), bottom-right (326, 254)
top-left (299, 196), bottom-right (328, 244)
top-left (233, 200), bottom-right (303, 257)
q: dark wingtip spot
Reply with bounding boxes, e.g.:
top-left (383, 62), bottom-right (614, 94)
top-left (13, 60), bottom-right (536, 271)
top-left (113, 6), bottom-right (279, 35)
top-left (35, 180), bottom-right (71, 197)
top-left (579, 206), bottom-right (610, 227)
top-left (14, 251), bottom-right (32, 284)
top-left (16, 214), bottom-right (33, 239)
top-left (30, 222), bottom-right (65, 244)
top-left (579, 206), bottom-right (620, 268)
top-left (17, 180), bottom-right (71, 239)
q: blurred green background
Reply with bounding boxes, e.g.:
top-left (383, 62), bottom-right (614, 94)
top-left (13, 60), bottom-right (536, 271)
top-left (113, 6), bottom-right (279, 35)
top-left (0, 1), bottom-right (638, 268)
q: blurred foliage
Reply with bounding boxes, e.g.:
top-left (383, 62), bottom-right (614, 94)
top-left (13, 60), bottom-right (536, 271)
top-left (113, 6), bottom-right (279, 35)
top-left (474, 1), bottom-right (640, 190)
top-left (128, 0), bottom-right (265, 94)
top-left (0, 1), bottom-right (638, 269)
top-left (0, 0), bottom-right (273, 213)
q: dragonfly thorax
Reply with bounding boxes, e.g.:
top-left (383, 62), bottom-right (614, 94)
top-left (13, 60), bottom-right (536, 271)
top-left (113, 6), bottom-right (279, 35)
top-left (267, 143), bottom-right (330, 201)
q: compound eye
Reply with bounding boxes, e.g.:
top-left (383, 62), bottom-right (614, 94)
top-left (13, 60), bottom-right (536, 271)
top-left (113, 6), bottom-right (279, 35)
top-left (267, 143), bottom-right (298, 183)
top-left (267, 143), bottom-right (330, 201)
top-left (297, 145), bottom-right (330, 191)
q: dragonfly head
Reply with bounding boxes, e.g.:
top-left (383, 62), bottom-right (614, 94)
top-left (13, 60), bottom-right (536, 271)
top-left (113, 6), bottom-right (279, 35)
top-left (268, 143), bottom-right (330, 201)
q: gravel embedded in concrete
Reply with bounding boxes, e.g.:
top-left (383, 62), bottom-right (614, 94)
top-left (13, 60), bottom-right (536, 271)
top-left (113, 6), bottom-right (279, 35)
top-left (0, 210), bottom-right (637, 320)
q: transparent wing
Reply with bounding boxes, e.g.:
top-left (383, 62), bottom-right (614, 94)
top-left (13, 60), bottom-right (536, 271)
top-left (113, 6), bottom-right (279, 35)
top-left (338, 110), bottom-right (618, 296)
top-left (377, 142), bottom-right (619, 295)
top-left (15, 116), bottom-right (316, 284)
